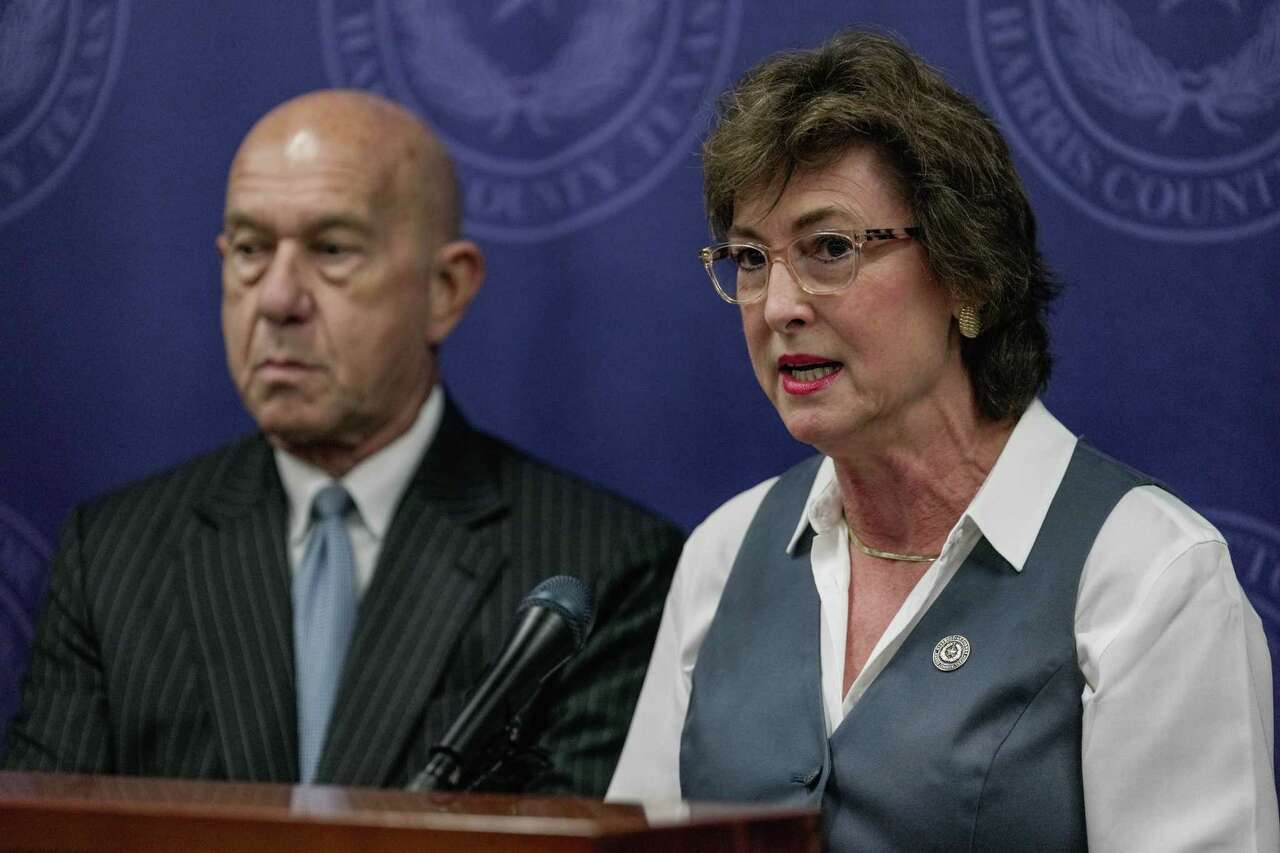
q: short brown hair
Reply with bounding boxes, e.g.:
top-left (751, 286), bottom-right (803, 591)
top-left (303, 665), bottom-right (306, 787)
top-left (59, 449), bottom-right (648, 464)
top-left (702, 29), bottom-right (1055, 422)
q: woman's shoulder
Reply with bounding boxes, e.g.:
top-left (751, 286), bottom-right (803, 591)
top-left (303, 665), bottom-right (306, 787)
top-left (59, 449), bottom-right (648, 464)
top-left (683, 474), bottom-right (782, 565)
top-left (688, 455), bottom-right (828, 547)
top-left (660, 474), bottom-right (791, 652)
top-left (1103, 484), bottom-right (1228, 565)
top-left (1078, 484), bottom-right (1241, 647)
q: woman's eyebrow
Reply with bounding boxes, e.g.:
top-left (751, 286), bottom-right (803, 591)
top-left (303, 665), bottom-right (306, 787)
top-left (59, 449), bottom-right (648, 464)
top-left (790, 206), bottom-right (855, 232)
top-left (728, 206), bottom-right (855, 241)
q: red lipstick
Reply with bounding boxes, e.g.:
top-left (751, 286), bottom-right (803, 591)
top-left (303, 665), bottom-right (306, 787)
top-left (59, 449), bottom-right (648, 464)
top-left (777, 354), bottom-right (842, 395)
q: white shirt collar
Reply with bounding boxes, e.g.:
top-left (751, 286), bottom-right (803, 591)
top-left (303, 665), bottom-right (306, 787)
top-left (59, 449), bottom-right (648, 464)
top-left (785, 399), bottom-right (1078, 572)
top-left (276, 385), bottom-right (446, 547)
top-left (962, 399), bottom-right (1077, 570)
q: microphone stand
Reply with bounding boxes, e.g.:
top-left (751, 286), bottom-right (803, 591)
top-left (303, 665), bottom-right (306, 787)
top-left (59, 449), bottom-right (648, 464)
top-left (406, 575), bottom-right (593, 793)
top-left (409, 710), bottom-right (551, 792)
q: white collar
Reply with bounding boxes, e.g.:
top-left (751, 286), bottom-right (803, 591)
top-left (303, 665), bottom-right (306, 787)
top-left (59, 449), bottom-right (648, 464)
top-left (785, 399), bottom-right (1078, 572)
top-left (275, 385), bottom-right (446, 547)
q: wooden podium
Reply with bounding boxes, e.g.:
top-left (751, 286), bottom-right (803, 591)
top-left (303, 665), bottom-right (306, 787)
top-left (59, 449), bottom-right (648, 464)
top-left (0, 772), bottom-right (819, 852)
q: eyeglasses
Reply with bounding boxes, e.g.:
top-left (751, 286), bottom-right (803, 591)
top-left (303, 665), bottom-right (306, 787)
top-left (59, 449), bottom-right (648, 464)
top-left (698, 226), bottom-right (921, 305)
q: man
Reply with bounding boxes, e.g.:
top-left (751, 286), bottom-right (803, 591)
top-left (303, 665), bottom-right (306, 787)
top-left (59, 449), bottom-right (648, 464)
top-left (5, 90), bottom-right (682, 795)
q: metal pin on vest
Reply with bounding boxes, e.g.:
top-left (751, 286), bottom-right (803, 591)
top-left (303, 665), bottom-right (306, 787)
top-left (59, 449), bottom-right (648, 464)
top-left (932, 635), bottom-right (971, 671)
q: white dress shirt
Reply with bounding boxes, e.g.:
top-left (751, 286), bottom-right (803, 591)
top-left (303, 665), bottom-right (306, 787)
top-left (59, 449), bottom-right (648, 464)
top-left (275, 386), bottom-right (444, 598)
top-left (607, 400), bottom-right (1278, 851)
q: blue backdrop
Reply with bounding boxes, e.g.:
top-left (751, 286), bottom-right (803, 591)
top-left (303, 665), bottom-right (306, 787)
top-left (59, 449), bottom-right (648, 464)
top-left (2, 0), bottom-right (1277, 780)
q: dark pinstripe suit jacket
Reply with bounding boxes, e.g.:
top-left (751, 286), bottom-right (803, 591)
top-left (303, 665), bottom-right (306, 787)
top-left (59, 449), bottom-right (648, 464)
top-left (4, 403), bottom-right (682, 795)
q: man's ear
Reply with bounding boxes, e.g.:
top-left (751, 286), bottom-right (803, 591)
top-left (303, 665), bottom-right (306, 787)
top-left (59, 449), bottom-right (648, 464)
top-left (426, 239), bottom-right (485, 346)
top-left (215, 233), bottom-right (229, 258)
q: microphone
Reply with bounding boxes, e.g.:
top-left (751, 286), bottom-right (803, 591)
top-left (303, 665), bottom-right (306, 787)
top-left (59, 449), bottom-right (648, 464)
top-left (407, 575), bottom-right (595, 792)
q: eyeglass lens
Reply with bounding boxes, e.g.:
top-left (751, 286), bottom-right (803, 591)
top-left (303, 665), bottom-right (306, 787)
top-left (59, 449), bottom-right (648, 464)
top-left (709, 233), bottom-right (860, 301)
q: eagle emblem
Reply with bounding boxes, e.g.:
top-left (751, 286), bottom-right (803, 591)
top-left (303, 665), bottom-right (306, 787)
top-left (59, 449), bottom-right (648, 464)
top-left (389, 0), bottom-right (657, 140)
top-left (320, 0), bottom-right (739, 240)
top-left (969, 0), bottom-right (1280, 241)
top-left (1056, 0), bottom-right (1280, 136)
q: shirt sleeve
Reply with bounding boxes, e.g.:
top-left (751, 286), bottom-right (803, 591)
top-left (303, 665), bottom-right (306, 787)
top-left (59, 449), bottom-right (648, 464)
top-left (605, 478), bottom-right (775, 802)
top-left (1078, 488), bottom-right (1278, 851)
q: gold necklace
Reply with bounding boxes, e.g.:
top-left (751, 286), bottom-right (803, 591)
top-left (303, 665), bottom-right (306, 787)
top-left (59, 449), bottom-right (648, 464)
top-left (847, 526), bottom-right (939, 563)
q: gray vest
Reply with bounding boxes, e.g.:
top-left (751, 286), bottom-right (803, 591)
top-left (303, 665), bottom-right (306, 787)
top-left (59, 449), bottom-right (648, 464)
top-left (680, 443), bottom-right (1152, 851)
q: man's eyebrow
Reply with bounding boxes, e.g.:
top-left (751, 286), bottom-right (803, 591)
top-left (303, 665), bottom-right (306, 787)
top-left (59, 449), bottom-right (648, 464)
top-left (221, 212), bottom-right (374, 235)
top-left (222, 211), bottom-right (263, 233)
top-left (308, 215), bottom-right (374, 235)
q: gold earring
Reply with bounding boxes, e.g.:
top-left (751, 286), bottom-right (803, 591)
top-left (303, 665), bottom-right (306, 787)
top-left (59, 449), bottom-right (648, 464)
top-left (957, 304), bottom-right (982, 339)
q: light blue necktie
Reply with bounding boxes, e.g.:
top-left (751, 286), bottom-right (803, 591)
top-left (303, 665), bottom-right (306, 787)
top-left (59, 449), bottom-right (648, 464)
top-left (293, 483), bottom-right (358, 784)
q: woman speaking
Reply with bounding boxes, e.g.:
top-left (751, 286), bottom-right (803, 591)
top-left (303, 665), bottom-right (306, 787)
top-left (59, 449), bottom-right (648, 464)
top-left (607, 30), bottom-right (1276, 851)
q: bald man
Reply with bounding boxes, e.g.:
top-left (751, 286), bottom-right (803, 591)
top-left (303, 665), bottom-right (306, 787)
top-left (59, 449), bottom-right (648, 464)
top-left (4, 91), bottom-right (683, 795)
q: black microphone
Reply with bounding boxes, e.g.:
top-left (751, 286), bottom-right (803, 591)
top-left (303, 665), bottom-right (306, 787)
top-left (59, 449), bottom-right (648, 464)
top-left (407, 575), bottom-right (595, 792)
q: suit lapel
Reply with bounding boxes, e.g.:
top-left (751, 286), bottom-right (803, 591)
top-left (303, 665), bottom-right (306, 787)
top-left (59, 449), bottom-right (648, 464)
top-left (320, 404), bottom-right (509, 786)
top-left (181, 437), bottom-right (298, 782)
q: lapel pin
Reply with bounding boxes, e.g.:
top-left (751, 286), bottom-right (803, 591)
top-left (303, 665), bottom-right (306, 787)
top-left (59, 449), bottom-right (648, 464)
top-left (933, 635), bottom-right (971, 672)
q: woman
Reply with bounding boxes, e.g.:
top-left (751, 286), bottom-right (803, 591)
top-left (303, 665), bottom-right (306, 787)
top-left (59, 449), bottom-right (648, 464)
top-left (607, 30), bottom-right (1276, 851)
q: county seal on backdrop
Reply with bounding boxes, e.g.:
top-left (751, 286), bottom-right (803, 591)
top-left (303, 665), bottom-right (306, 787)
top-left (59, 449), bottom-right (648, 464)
top-left (321, 0), bottom-right (740, 242)
top-left (969, 0), bottom-right (1280, 242)
top-left (0, 0), bottom-right (129, 228)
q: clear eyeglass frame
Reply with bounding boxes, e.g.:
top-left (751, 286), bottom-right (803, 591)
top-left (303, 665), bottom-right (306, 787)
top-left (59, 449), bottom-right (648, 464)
top-left (698, 226), bottom-right (922, 305)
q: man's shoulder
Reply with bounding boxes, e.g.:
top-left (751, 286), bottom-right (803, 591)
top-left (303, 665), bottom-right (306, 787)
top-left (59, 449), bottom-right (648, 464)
top-left (483, 430), bottom-right (681, 537)
top-left (71, 434), bottom-right (271, 535)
